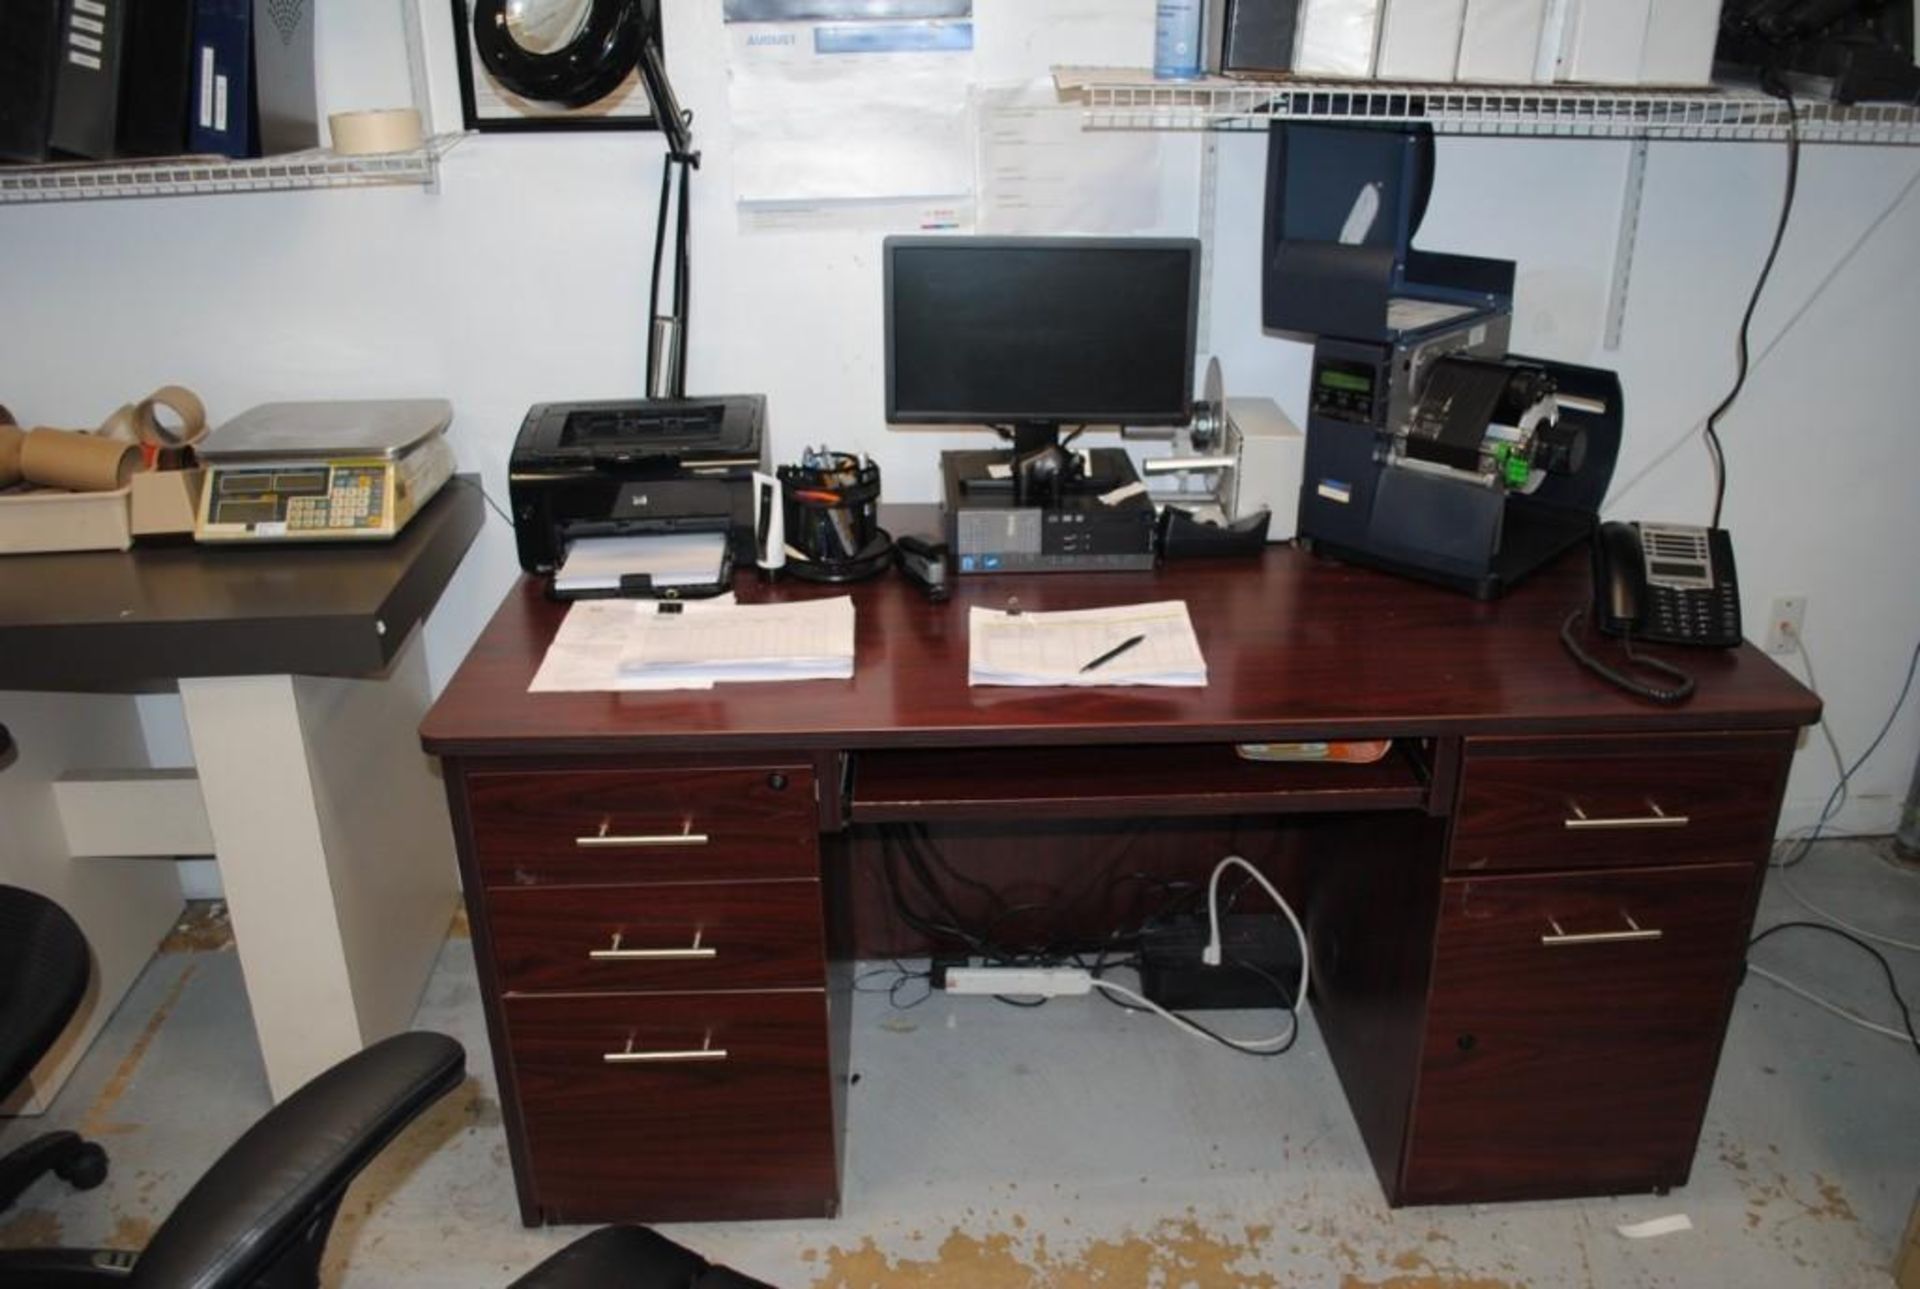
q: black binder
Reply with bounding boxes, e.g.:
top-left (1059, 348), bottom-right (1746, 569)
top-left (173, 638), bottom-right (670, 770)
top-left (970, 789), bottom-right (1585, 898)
top-left (49, 0), bottom-right (131, 160)
top-left (118, 0), bottom-right (198, 156)
top-left (0, 0), bottom-right (65, 163)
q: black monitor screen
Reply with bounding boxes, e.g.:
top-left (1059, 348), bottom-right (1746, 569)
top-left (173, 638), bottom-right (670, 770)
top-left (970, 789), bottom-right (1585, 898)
top-left (885, 236), bottom-right (1201, 427)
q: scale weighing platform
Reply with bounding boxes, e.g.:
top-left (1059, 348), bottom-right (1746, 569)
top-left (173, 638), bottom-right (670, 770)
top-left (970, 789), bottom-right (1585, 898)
top-left (195, 399), bottom-right (457, 543)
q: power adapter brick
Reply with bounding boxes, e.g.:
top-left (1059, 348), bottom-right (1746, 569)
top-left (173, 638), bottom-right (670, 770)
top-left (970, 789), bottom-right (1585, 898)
top-left (1138, 914), bottom-right (1301, 1012)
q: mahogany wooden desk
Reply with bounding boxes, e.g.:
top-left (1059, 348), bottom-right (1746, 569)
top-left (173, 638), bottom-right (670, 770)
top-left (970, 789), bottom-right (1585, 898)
top-left (421, 531), bottom-right (1819, 1225)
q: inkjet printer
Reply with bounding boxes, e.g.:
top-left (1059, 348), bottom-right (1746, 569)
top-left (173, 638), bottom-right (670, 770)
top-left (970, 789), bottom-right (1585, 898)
top-left (508, 396), bottom-right (767, 598)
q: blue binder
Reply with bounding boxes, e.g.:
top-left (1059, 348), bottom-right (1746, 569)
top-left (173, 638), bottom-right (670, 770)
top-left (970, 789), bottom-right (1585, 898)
top-left (188, 0), bottom-right (252, 157)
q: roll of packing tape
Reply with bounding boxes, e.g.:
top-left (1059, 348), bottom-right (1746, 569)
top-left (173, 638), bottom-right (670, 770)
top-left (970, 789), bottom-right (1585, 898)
top-left (20, 428), bottom-right (139, 492)
top-left (329, 108), bottom-right (424, 156)
top-left (0, 424), bottom-right (23, 488)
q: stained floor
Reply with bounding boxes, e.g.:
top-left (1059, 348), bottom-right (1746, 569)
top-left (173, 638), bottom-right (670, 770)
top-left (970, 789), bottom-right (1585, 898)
top-left (2, 839), bottom-right (1916, 1288)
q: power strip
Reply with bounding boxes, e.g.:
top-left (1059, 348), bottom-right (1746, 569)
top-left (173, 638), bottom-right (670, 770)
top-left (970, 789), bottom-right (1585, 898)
top-left (944, 966), bottom-right (1094, 997)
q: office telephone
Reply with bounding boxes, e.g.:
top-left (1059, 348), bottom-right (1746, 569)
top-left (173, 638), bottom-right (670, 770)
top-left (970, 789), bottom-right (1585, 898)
top-left (1592, 521), bottom-right (1743, 648)
top-left (1561, 521), bottom-right (1742, 706)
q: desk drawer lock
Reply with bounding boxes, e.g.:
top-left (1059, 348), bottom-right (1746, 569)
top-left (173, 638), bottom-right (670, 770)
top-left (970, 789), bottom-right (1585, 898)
top-left (576, 819), bottom-right (709, 849)
top-left (588, 929), bottom-right (717, 963)
top-left (603, 1032), bottom-right (729, 1066)
top-left (1540, 913), bottom-right (1664, 947)
top-left (1562, 800), bottom-right (1689, 831)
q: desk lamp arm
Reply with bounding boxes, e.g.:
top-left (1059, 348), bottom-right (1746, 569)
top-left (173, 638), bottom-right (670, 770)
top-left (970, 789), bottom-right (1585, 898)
top-left (637, 6), bottom-right (699, 400)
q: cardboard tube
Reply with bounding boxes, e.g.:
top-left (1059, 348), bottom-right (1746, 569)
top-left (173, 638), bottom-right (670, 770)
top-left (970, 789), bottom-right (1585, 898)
top-left (134, 385), bottom-right (208, 446)
top-left (99, 403), bottom-right (141, 442)
top-left (0, 424), bottom-right (23, 488)
top-left (20, 428), bottom-right (139, 492)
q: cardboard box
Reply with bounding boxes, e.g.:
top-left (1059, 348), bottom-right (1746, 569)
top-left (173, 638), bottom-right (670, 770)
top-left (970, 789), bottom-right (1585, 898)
top-left (0, 484), bottom-right (132, 554)
top-left (130, 468), bottom-right (203, 539)
top-left (1377, 0), bottom-right (1466, 81)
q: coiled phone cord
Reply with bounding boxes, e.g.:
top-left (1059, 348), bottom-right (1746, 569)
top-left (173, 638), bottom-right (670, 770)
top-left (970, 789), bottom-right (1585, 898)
top-left (1560, 608), bottom-right (1697, 706)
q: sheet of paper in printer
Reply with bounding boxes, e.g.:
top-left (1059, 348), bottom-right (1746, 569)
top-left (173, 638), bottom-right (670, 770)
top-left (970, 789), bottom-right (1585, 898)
top-left (551, 531), bottom-right (728, 596)
top-left (530, 595), bottom-right (856, 692)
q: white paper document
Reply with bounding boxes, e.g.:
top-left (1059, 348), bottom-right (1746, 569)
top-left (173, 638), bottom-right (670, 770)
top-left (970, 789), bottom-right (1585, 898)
top-left (552, 533), bottom-right (728, 597)
top-left (620, 596), bottom-right (856, 684)
top-left (968, 601), bottom-right (1207, 688)
top-left (727, 21), bottom-right (975, 209)
top-left (530, 597), bottom-right (733, 693)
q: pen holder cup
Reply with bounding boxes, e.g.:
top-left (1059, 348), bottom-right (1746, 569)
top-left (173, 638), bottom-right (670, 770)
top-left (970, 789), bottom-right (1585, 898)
top-left (776, 453), bottom-right (893, 583)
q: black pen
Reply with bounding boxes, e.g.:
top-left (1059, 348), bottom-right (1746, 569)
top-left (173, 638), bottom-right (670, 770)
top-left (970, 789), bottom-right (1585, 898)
top-left (1080, 634), bottom-right (1145, 673)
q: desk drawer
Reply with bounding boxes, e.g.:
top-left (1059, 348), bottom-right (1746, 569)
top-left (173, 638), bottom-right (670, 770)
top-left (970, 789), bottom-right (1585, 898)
top-left (489, 881), bottom-right (826, 995)
top-left (505, 991), bottom-right (837, 1223)
top-left (1449, 733), bottom-right (1791, 874)
top-left (1402, 862), bottom-right (1756, 1204)
top-left (468, 765), bottom-right (817, 887)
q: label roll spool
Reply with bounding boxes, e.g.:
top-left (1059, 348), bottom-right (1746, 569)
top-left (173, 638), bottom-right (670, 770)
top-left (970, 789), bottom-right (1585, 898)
top-left (20, 428), bottom-right (139, 492)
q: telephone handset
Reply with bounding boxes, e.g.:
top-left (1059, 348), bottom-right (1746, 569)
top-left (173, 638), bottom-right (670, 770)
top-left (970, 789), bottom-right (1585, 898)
top-left (1562, 522), bottom-right (1743, 706)
top-left (1593, 521), bottom-right (1743, 648)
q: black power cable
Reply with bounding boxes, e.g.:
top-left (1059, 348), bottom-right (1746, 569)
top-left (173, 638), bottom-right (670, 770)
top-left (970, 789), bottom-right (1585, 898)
top-left (1706, 80), bottom-right (1801, 529)
top-left (1748, 920), bottom-right (1920, 1061)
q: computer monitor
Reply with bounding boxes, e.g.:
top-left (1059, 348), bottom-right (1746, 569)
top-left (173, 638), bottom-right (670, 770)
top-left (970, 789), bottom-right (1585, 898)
top-left (884, 236), bottom-right (1202, 457)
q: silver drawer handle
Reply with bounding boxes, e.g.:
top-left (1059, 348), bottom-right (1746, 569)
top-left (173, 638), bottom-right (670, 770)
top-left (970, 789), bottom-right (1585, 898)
top-left (589, 929), bottom-right (717, 962)
top-left (603, 1033), bottom-right (728, 1066)
top-left (1563, 800), bottom-right (1690, 831)
top-left (1541, 913), bottom-right (1665, 947)
top-left (576, 818), bottom-right (709, 849)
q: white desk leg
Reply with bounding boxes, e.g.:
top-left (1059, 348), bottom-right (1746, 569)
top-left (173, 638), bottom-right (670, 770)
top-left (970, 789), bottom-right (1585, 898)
top-left (0, 692), bottom-right (183, 1114)
top-left (178, 631), bottom-right (457, 1101)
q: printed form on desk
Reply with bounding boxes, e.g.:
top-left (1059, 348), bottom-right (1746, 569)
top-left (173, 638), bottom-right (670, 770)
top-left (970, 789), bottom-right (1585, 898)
top-left (969, 600), bottom-right (1207, 688)
top-left (528, 595), bottom-right (855, 692)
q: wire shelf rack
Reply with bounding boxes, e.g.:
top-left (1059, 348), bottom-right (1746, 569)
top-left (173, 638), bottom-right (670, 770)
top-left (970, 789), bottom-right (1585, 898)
top-left (1060, 70), bottom-right (1920, 144)
top-left (0, 134), bottom-right (468, 206)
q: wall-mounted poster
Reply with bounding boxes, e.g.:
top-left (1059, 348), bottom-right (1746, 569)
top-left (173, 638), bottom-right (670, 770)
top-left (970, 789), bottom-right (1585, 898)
top-left (450, 0), bottom-right (661, 132)
top-left (723, 0), bottom-right (970, 19)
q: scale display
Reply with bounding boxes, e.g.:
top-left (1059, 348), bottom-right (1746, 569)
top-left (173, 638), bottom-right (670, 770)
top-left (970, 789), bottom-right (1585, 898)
top-left (203, 462), bottom-right (391, 537)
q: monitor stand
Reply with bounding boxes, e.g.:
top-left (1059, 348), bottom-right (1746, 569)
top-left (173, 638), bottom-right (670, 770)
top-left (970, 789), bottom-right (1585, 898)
top-left (959, 423), bottom-right (1134, 506)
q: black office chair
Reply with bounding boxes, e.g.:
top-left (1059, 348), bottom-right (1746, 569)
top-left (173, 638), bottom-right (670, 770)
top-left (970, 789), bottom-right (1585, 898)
top-left (509, 1225), bottom-right (775, 1288)
top-left (0, 884), bottom-right (110, 1216)
top-left (0, 1028), bottom-right (773, 1288)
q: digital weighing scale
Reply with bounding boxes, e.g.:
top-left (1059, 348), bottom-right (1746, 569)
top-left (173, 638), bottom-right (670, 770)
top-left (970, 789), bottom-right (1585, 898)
top-left (195, 400), bottom-right (457, 543)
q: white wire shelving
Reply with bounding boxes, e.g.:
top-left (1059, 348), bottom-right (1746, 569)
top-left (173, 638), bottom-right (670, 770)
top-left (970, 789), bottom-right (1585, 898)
top-left (1058, 68), bottom-right (1920, 145)
top-left (0, 133), bottom-right (468, 206)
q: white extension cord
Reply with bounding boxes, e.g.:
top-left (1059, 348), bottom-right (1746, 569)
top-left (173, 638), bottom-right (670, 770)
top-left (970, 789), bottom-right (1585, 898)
top-left (942, 855), bottom-right (1312, 1056)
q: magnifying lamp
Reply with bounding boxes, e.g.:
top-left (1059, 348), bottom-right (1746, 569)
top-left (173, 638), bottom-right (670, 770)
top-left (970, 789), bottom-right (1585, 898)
top-left (471, 0), bottom-right (699, 398)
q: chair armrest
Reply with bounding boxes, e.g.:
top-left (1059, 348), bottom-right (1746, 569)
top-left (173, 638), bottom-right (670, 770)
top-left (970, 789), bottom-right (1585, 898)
top-left (0, 1247), bottom-right (135, 1286)
top-left (128, 1031), bottom-right (463, 1288)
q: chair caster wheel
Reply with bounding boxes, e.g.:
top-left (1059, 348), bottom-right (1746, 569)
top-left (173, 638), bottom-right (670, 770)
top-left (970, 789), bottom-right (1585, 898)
top-left (57, 1142), bottom-right (108, 1190)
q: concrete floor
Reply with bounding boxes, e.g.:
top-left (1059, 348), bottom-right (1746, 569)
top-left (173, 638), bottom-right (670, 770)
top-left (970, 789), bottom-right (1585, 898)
top-left (2, 839), bottom-right (1916, 1288)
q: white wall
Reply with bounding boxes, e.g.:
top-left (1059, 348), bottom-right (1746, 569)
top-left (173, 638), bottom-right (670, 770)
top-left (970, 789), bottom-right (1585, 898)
top-left (0, 1), bottom-right (1914, 839)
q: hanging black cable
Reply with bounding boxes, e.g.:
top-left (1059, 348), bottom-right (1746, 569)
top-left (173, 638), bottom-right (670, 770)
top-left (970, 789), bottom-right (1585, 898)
top-left (1705, 81), bottom-right (1801, 528)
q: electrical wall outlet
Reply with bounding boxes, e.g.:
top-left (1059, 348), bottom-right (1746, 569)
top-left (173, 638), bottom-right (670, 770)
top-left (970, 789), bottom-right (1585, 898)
top-left (1765, 596), bottom-right (1807, 654)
